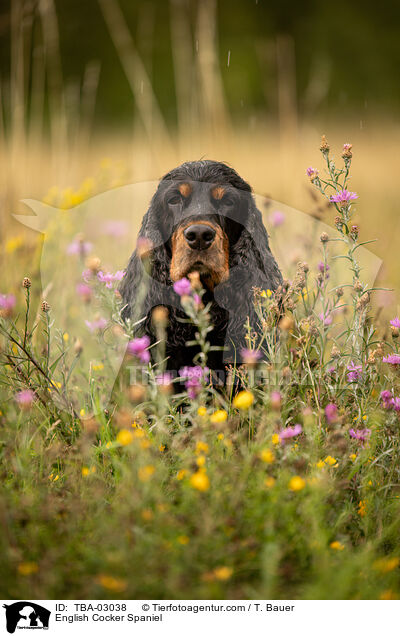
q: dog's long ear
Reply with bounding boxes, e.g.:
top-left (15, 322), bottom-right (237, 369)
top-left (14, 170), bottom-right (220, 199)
top-left (119, 196), bottom-right (171, 322)
top-left (234, 197), bottom-right (282, 290)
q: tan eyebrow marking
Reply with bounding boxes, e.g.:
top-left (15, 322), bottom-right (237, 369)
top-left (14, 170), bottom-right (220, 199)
top-left (178, 182), bottom-right (192, 197)
top-left (211, 186), bottom-right (226, 200)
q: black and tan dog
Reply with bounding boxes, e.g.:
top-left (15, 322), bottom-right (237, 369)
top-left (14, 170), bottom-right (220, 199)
top-left (120, 160), bottom-right (282, 377)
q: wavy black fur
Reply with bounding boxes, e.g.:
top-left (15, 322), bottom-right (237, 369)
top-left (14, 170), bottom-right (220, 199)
top-left (120, 160), bottom-right (282, 376)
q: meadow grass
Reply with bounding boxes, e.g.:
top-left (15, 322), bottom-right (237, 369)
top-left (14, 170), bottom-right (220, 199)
top-left (1, 138), bottom-right (400, 600)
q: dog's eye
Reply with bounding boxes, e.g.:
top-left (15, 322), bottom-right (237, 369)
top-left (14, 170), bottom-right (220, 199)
top-left (167, 193), bottom-right (182, 206)
top-left (221, 194), bottom-right (236, 206)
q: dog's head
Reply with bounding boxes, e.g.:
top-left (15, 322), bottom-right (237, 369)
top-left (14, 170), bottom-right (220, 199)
top-left (120, 160), bottom-right (282, 338)
top-left (149, 160), bottom-right (253, 290)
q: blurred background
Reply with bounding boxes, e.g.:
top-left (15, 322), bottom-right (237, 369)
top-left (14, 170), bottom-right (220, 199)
top-left (0, 0), bottom-right (399, 305)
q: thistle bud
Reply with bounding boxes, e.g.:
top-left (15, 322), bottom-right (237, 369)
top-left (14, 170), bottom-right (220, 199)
top-left (41, 300), bottom-right (50, 313)
top-left (86, 256), bottom-right (101, 273)
top-left (152, 305), bottom-right (169, 327)
top-left (320, 135), bottom-right (330, 154)
top-left (22, 277), bottom-right (31, 288)
top-left (320, 232), bottom-right (329, 243)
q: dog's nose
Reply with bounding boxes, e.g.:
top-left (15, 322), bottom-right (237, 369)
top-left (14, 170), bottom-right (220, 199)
top-left (183, 224), bottom-right (216, 250)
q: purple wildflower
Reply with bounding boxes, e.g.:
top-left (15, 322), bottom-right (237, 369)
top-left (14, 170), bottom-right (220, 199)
top-left (270, 391), bottom-right (282, 410)
top-left (155, 372), bottom-right (173, 386)
top-left (97, 270), bottom-right (125, 289)
top-left (325, 403), bottom-right (338, 424)
top-left (173, 278), bottom-right (192, 297)
top-left (318, 261), bottom-right (330, 274)
top-left (319, 311), bottom-right (333, 326)
top-left (67, 240), bottom-right (92, 256)
top-left (392, 397), bottom-right (400, 412)
top-left (306, 166), bottom-right (319, 179)
top-left (349, 428), bottom-right (371, 443)
top-left (390, 317), bottom-right (400, 329)
top-left (380, 390), bottom-right (393, 408)
top-left (330, 190), bottom-right (358, 204)
top-left (85, 317), bottom-right (107, 332)
top-left (15, 389), bottom-right (35, 409)
top-left (268, 210), bottom-right (285, 227)
top-left (240, 348), bottom-right (262, 364)
top-left (126, 336), bottom-right (151, 364)
top-left (0, 294), bottom-right (16, 315)
top-left (101, 220), bottom-right (128, 238)
top-left (278, 424), bottom-right (302, 441)
top-left (382, 354), bottom-right (400, 365)
top-left (347, 361), bottom-right (362, 382)
top-left (179, 365), bottom-right (209, 398)
top-left (76, 283), bottom-right (92, 302)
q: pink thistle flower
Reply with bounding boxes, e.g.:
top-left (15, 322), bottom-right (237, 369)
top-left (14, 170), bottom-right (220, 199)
top-left (173, 278), bottom-right (192, 297)
top-left (390, 317), bottom-right (400, 329)
top-left (380, 390), bottom-right (394, 409)
top-left (330, 190), bottom-right (358, 204)
top-left (76, 283), bottom-right (92, 302)
top-left (278, 424), bottom-right (302, 441)
top-left (306, 166), bottom-right (319, 179)
top-left (16, 389), bottom-right (35, 409)
top-left (268, 210), bottom-right (285, 227)
top-left (325, 403), bottom-right (338, 423)
top-left (155, 372), bottom-right (173, 386)
top-left (392, 397), bottom-right (400, 412)
top-left (319, 311), bottom-right (333, 326)
top-left (85, 317), bottom-right (107, 332)
top-left (347, 361), bottom-right (362, 382)
top-left (97, 270), bottom-right (125, 289)
top-left (67, 240), bottom-right (92, 256)
top-left (270, 391), bottom-right (282, 410)
top-left (383, 354), bottom-right (400, 365)
top-left (349, 428), bottom-right (371, 443)
top-left (127, 336), bottom-right (151, 364)
top-left (0, 294), bottom-right (16, 316)
top-left (240, 348), bottom-right (262, 364)
top-left (179, 365), bottom-right (209, 398)
top-left (318, 261), bottom-right (330, 274)
top-left (101, 220), bottom-right (128, 238)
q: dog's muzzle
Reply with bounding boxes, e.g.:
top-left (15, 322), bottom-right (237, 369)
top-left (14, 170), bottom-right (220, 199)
top-left (183, 224), bottom-right (216, 250)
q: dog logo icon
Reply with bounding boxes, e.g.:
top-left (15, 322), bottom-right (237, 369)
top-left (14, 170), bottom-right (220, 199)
top-left (3, 602), bottom-right (51, 634)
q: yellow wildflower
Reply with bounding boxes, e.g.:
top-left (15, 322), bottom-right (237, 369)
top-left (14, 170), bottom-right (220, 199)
top-left (196, 455), bottom-right (206, 468)
top-left (324, 455), bottom-right (338, 466)
top-left (373, 557), bottom-right (399, 573)
top-left (349, 453), bottom-right (357, 462)
top-left (260, 448), bottom-right (275, 464)
top-left (272, 433), bottom-right (280, 445)
top-left (330, 541), bottom-right (345, 551)
top-left (63, 333), bottom-right (69, 342)
top-left (210, 409), bottom-right (228, 423)
top-left (5, 236), bottom-right (23, 253)
top-left (141, 509), bottom-right (154, 521)
top-left (380, 589), bottom-right (398, 600)
top-left (18, 562), bottom-right (39, 576)
top-left (233, 390), bottom-right (254, 410)
top-left (213, 566), bottom-right (233, 581)
top-left (217, 433), bottom-right (225, 440)
top-left (159, 444), bottom-right (166, 452)
top-left (358, 500), bottom-right (367, 517)
top-left (97, 574), bottom-right (127, 593)
top-left (117, 429), bottom-right (134, 446)
top-left (316, 460), bottom-right (325, 469)
top-left (197, 407), bottom-right (207, 417)
top-left (196, 441), bottom-right (209, 454)
top-left (177, 535), bottom-right (190, 545)
top-left (82, 467), bottom-right (90, 477)
top-left (189, 471), bottom-right (210, 492)
top-left (288, 476), bottom-right (306, 492)
top-left (138, 465), bottom-right (155, 482)
top-left (264, 476), bottom-right (276, 488)
top-left (177, 469), bottom-right (187, 480)
top-left (261, 289), bottom-right (272, 298)
top-left (80, 408), bottom-right (86, 417)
